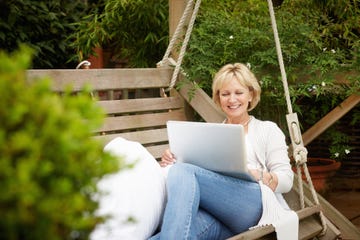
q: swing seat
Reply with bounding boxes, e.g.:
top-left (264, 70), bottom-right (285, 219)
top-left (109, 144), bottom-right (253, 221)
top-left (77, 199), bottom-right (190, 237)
top-left (27, 67), bottom-right (359, 239)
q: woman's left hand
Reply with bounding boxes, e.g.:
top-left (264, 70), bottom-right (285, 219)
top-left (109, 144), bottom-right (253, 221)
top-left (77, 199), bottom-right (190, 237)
top-left (159, 148), bottom-right (176, 167)
top-left (249, 169), bottom-right (278, 191)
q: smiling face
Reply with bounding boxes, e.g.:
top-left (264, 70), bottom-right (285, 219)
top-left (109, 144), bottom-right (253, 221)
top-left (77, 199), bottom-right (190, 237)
top-left (212, 63), bottom-right (261, 114)
top-left (219, 78), bottom-right (253, 123)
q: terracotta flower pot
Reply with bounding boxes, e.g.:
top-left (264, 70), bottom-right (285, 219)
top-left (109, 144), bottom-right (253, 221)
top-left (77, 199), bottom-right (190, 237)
top-left (87, 47), bottom-right (104, 69)
top-left (293, 157), bottom-right (341, 193)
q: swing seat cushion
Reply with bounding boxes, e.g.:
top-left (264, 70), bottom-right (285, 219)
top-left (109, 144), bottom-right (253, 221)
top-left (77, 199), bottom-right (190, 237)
top-left (90, 137), bottom-right (167, 240)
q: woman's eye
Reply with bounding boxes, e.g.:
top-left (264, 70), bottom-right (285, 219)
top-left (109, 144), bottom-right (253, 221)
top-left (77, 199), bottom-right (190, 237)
top-left (221, 93), bottom-right (230, 97)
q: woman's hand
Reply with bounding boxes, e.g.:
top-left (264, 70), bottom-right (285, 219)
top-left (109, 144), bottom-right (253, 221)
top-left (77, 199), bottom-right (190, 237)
top-left (249, 169), bottom-right (278, 192)
top-left (159, 148), bottom-right (176, 167)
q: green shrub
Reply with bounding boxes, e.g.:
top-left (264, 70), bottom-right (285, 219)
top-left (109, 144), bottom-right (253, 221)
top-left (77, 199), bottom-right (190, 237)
top-left (69, 0), bottom-right (169, 67)
top-left (0, 0), bottom-right (100, 69)
top-left (0, 46), bottom-right (120, 240)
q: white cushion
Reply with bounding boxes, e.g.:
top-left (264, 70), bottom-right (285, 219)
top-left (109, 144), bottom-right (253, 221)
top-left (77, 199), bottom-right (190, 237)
top-left (90, 137), bottom-right (166, 240)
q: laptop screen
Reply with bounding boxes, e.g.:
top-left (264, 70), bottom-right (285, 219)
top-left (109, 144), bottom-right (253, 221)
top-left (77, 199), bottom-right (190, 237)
top-left (166, 120), bottom-right (255, 181)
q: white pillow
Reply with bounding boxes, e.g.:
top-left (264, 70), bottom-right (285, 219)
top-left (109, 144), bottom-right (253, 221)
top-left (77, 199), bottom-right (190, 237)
top-left (90, 137), bottom-right (167, 240)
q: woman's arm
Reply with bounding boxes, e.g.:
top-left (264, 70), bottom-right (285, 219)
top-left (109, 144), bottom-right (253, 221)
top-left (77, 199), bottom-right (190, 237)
top-left (249, 169), bottom-right (278, 191)
top-left (265, 123), bottom-right (294, 193)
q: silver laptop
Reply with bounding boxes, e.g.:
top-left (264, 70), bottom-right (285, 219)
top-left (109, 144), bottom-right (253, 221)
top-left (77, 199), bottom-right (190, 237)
top-left (166, 120), bottom-right (256, 182)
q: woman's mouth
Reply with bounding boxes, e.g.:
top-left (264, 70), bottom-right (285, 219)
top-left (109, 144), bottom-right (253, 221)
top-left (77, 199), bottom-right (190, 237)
top-left (228, 105), bottom-right (241, 109)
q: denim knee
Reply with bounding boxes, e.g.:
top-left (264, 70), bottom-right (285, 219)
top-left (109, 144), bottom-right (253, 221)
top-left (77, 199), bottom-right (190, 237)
top-left (168, 163), bottom-right (195, 179)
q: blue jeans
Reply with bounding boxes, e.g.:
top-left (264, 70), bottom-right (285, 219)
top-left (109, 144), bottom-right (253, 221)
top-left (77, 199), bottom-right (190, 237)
top-left (150, 163), bottom-right (262, 240)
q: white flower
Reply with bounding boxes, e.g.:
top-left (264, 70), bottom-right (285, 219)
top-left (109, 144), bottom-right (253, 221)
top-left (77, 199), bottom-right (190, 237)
top-left (345, 149), bottom-right (351, 154)
top-left (307, 85), bottom-right (318, 92)
top-left (246, 62), bottom-right (251, 69)
top-left (331, 49), bottom-right (336, 53)
top-left (323, 47), bottom-right (327, 52)
top-left (321, 81), bottom-right (326, 87)
top-left (229, 35), bottom-right (234, 40)
top-left (334, 152), bottom-right (340, 158)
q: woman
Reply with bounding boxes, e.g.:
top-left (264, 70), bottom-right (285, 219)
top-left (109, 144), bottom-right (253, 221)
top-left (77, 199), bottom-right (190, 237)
top-left (151, 63), bottom-right (294, 239)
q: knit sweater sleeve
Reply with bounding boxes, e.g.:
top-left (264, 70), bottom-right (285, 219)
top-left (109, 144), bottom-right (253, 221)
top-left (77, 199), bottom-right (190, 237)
top-left (264, 122), bottom-right (294, 193)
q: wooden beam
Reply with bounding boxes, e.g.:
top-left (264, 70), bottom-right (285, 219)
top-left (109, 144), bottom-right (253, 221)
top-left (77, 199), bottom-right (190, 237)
top-left (177, 78), bottom-right (225, 123)
top-left (302, 94), bottom-right (360, 146)
top-left (169, 0), bottom-right (188, 60)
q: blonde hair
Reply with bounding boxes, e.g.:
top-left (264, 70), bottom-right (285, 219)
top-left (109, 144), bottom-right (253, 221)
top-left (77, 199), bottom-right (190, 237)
top-left (212, 63), bottom-right (261, 111)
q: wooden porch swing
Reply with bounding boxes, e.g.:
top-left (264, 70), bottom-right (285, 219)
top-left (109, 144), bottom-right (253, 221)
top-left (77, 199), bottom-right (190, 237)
top-left (26, 0), bottom-right (360, 239)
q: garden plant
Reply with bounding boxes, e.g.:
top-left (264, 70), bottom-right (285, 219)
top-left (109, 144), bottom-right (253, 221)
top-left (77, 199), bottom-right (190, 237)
top-left (0, 0), bottom-right (104, 68)
top-left (69, 0), bottom-right (169, 68)
top-left (0, 46), bottom-right (121, 240)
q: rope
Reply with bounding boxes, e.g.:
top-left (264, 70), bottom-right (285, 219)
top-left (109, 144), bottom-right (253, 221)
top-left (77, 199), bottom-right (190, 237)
top-left (167, 0), bottom-right (201, 91)
top-left (158, 0), bottom-right (202, 91)
top-left (266, 0), bottom-right (292, 114)
top-left (266, 0), bottom-right (327, 235)
top-left (296, 167), bottom-right (305, 209)
top-left (158, 0), bottom-right (195, 66)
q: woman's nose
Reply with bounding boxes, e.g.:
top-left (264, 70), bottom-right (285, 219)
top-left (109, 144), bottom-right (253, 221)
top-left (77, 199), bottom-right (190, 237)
top-left (229, 93), bottom-right (237, 102)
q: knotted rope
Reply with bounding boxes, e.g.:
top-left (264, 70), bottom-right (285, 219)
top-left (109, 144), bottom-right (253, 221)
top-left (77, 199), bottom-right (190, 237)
top-left (158, 0), bottom-right (202, 91)
top-left (266, 0), bottom-right (327, 234)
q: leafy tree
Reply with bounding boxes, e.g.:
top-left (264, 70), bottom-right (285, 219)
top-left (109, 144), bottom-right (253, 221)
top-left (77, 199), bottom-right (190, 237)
top-left (0, 0), bottom-right (100, 68)
top-left (0, 46), bottom-right (121, 239)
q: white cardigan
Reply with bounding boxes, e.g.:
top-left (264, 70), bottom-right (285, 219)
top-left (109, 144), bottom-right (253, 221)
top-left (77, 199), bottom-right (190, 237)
top-left (247, 117), bottom-right (293, 196)
top-left (246, 117), bottom-right (298, 239)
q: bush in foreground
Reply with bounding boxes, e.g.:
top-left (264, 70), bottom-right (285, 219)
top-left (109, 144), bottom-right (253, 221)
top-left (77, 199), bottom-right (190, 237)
top-left (0, 46), bottom-right (121, 240)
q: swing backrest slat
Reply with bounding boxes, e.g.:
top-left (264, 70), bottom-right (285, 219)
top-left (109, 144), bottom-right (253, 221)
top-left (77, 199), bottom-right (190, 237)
top-left (26, 67), bottom-right (187, 159)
